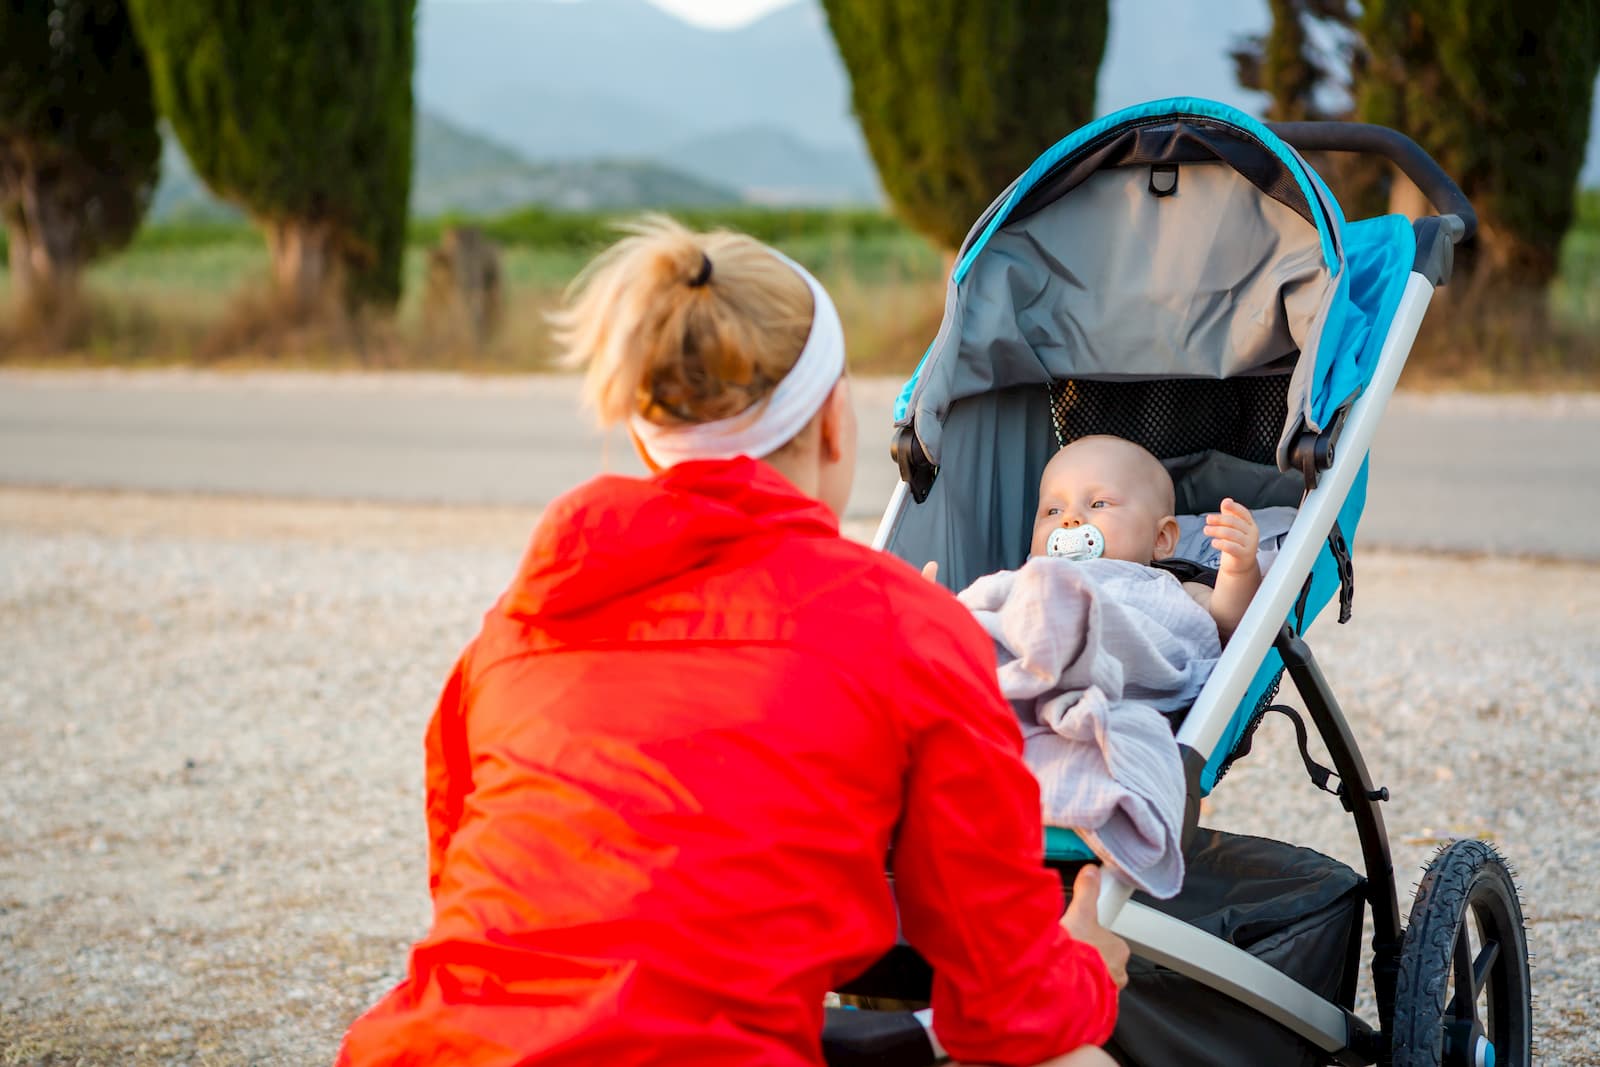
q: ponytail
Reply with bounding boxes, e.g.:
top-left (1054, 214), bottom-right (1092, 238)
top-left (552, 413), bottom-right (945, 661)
top-left (551, 214), bottom-right (814, 428)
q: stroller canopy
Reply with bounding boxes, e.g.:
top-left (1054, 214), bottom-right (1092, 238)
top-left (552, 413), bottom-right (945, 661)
top-left (895, 97), bottom-right (1406, 474)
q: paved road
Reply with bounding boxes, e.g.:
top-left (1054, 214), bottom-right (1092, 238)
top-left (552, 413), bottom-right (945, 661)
top-left (2, 369), bottom-right (1597, 559)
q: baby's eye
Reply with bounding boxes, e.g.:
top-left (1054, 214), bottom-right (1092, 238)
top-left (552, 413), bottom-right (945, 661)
top-left (1046, 506), bottom-right (1062, 516)
top-left (1090, 500), bottom-right (1109, 509)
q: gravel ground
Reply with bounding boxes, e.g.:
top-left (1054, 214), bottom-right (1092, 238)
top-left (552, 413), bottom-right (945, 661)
top-left (2, 488), bottom-right (1596, 1065)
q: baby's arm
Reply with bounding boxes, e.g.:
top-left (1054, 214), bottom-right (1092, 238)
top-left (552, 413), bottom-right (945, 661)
top-left (1204, 498), bottom-right (1261, 641)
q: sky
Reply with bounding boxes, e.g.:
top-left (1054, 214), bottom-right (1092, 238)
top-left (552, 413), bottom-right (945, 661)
top-left (424, 0), bottom-right (801, 29)
top-left (644, 0), bottom-right (798, 28)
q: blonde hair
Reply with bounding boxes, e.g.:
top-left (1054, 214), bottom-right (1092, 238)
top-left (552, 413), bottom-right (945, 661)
top-left (551, 214), bottom-right (815, 427)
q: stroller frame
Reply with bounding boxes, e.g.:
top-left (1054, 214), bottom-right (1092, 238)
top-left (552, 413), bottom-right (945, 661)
top-left (830, 109), bottom-right (1529, 1067)
top-left (1090, 274), bottom-right (1437, 1063)
top-left (866, 272), bottom-right (1430, 1065)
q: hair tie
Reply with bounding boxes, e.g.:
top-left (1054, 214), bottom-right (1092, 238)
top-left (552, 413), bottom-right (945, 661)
top-left (688, 253), bottom-right (713, 288)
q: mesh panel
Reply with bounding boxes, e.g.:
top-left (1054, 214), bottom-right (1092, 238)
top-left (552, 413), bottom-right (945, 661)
top-left (1049, 377), bottom-right (1290, 465)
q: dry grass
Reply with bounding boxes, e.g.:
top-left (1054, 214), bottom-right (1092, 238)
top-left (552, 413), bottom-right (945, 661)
top-left (3, 241), bottom-right (1598, 389)
top-left (0, 270), bottom-right (943, 378)
top-left (1396, 290), bottom-right (1600, 390)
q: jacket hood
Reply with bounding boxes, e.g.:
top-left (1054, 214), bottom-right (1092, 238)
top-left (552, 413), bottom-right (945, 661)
top-left (503, 457), bottom-right (839, 618)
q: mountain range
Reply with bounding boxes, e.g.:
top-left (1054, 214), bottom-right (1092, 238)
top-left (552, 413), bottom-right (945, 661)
top-left (150, 111), bottom-right (745, 222)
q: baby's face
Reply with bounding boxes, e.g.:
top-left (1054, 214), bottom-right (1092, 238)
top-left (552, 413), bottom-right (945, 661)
top-left (1030, 437), bottom-right (1177, 563)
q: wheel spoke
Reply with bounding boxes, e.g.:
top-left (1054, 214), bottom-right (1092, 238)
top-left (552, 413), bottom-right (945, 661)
top-left (1472, 939), bottom-right (1501, 998)
top-left (1445, 925), bottom-right (1480, 1025)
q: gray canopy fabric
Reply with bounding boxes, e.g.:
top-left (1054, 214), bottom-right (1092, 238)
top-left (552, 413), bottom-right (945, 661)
top-left (881, 388), bottom-right (1057, 593)
top-left (901, 160), bottom-right (1341, 472)
top-left (881, 144), bottom-right (1349, 591)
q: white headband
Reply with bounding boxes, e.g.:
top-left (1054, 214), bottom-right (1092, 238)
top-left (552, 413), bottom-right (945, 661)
top-left (629, 248), bottom-right (845, 468)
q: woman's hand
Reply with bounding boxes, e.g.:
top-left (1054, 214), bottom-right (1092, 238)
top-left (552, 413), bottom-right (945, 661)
top-left (1061, 866), bottom-right (1129, 989)
top-left (921, 561), bottom-right (939, 583)
top-left (1204, 498), bottom-right (1259, 575)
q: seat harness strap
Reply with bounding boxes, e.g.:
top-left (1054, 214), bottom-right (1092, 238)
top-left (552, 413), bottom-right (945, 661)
top-left (1262, 703), bottom-right (1389, 811)
top-left (1262, 704), bottom-right (1341, 798)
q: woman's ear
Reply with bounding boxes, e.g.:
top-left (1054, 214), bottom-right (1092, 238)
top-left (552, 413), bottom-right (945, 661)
top-left (1154, 515), bottom-right (1182, 560)
top-left (817, 379), bottom-right (849, 463)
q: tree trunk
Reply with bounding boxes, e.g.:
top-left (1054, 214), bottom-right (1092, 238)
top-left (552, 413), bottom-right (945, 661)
top-left (264, 218), bottom-right (338, 317)
top-left (5, 217), bottom-right (37, 312)
top-left (1385, 170), bottom-right (1430, 222)
top-left (8, 160), bottom-right (83, 320)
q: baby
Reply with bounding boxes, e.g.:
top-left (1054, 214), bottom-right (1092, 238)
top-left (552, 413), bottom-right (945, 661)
top-left (1030, 435), bottom-right (1261, 640)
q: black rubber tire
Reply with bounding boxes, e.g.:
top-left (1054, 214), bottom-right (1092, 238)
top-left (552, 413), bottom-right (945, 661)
top-left (1391, 839), bottom-right (1532, 1067)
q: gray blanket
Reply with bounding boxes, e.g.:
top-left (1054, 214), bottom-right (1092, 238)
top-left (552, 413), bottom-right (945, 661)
top-left (958, 558), bottom-right (1221, 898)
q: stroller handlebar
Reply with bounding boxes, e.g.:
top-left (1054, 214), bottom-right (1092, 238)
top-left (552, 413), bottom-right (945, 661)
top-left (1266, 121), bottom-right (1477, 243)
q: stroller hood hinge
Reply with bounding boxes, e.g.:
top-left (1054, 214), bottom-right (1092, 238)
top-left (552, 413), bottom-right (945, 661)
top-left (891, 427), bottom-right (938, 503)
top-left (1291, 403), bottom-right (1350, 495)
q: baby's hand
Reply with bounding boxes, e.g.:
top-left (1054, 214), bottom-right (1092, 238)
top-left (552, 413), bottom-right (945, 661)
top-left (921, 560), bottom-right (939, 583)
top-left (1204, 498), bottom-right (1259, 575)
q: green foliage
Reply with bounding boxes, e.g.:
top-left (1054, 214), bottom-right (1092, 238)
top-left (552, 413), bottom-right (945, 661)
top-left (110, 206), bottom-right (932, 287)
top-left (0, 0), bottom-right (161, 267)
top-left (1357, 1), bottom-right (1600, 286)
top-left (127, 0), bottom-right (416, 306)
top-left (820, 1), bottom-right (1109, 250)
top-left (408, 205), bottom-right (913, 253)
top-left (122, 218), bottom-right (261, 251)
top-left (1576, 188), bottom-right (1600, 231)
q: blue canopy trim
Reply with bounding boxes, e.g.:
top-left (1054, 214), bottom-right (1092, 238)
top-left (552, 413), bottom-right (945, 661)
top-left (954, 97), bottom-right (1342, 286)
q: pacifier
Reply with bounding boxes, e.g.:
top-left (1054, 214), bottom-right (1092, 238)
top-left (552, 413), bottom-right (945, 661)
top-left (1046, 523), bottom-right (1105, 561)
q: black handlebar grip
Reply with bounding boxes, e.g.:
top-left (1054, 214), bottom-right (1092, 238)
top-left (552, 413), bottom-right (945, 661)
top-left (1267, 121), bottom-right (1477, 243)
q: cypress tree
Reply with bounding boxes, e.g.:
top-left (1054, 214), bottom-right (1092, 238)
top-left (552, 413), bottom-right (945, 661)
top-left (1357, 1), bottom-right (1600, 291)
top-left (0, 0), bottom-right (161, 317)
top-left (1229, 1), bottom-right (1385, 216)
top-left (1230, 0), bottom-right (1361, 123)
top-left (127, 0), bottom-right (416, 309)
top-left (820, 1), bottom-right (1109, 251)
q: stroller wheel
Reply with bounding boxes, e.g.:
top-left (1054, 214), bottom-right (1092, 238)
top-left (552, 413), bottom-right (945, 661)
top-left (1391, 840), bottom-right (1532, 1067)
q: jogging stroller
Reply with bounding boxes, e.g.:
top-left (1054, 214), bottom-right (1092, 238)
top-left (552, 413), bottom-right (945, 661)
top-left (820, 99), bottom-right (1532, 1067)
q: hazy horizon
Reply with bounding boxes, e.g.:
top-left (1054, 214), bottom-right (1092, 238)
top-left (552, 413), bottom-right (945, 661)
top-left (412, 0), bottom-right (1600, 186)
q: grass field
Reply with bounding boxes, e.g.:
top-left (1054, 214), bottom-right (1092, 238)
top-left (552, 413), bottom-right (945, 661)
top-left (0, 210), bottom-right (950, 375)
top-left (3, 200), bottom-right (1598, 386)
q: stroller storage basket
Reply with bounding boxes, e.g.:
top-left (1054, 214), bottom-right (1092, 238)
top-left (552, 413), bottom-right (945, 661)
top-left (1107, 828), bottom-right (1364, 1067)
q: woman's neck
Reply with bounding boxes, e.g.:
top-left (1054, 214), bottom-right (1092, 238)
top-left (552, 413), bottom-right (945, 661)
top-left (760, 447), bottom-right (821, 504)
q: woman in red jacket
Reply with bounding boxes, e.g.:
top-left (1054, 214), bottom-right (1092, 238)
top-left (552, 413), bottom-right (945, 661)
top-left (337, 217), bottom-right (1126, 1067)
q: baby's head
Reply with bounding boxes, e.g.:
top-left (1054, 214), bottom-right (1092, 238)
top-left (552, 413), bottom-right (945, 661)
top-left (1030, 435), bottom-right (1180, 563)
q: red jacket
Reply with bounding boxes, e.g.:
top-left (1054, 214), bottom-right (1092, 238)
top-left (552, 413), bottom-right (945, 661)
top-left (337, 458), bottom-right (1116, 1066)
